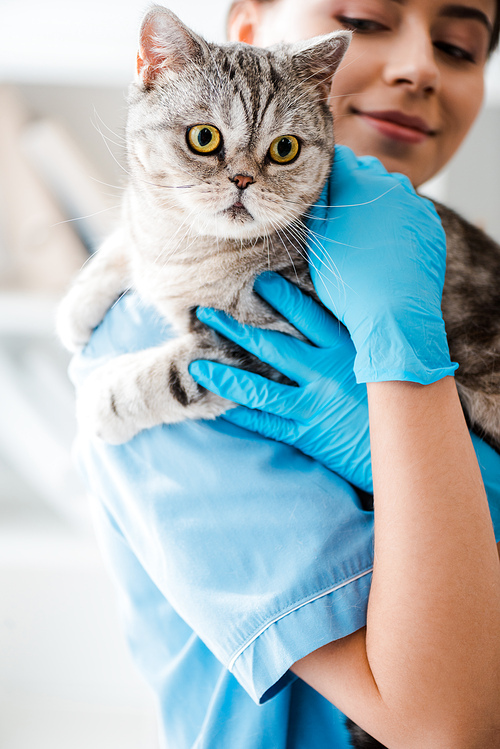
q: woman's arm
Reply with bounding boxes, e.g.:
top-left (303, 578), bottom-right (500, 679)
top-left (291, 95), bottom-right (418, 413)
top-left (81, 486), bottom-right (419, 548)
top-left (193, 280), bottom-right (500, 745)
top-left (292, 377), bottom-right (500, 748)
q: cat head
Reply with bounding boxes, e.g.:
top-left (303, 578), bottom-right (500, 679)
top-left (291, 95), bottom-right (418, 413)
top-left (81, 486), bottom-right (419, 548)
top-left (127, 5), bottom-right (350, 241)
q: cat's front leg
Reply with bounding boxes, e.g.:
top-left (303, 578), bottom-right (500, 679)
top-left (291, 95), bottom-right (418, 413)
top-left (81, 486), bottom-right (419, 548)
top-left (76, 335), bottom-right (233, 444)
top-left (57, 228), bottom-right (132, 352)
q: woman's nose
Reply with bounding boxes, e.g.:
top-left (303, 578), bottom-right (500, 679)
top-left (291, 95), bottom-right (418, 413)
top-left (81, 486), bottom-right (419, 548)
top-left (382, 23), bottom-right (440, 94)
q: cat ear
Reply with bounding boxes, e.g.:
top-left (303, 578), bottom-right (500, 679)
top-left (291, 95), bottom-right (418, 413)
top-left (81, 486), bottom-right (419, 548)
top-left (290, 31), bottom-right (351, 95)
top-left (137, 5), bottom-right (207, 88)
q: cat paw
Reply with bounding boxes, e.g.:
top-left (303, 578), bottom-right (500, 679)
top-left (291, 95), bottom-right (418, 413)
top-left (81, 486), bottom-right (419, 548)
top-left (75, 346), bottom-right (235, 443)
top-left (76, 358), bottom-right (150, 444)
top-left (56, 290), bottom-right (98, 352)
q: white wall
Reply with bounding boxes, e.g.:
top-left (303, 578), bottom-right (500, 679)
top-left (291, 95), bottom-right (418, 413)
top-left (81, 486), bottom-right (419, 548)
top-left (0, 0), bottom-right (230, 86)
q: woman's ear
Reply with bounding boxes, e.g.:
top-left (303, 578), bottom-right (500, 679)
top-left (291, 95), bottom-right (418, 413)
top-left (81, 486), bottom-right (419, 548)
top-left (227, 1), bottom-right (263, 44)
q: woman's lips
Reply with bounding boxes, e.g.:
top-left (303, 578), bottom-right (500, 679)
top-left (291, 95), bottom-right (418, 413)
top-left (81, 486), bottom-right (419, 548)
top-left (354, 109), bottom-right (436, 144)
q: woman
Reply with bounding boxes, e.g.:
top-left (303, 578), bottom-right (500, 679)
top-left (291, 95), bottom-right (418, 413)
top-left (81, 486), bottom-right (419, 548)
top-left (71, 1), bottom-right (500, 746)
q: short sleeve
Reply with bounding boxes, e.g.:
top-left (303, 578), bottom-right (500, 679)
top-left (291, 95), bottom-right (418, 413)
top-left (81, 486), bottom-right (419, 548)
top-left (70, 293), bottom-right (500, 706)
top-left (71, 293), bottom-right (375, 704)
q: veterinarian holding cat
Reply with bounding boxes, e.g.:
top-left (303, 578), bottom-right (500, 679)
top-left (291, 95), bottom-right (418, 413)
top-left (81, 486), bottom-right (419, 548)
top-left (70, 1), bottom-right (500, 747)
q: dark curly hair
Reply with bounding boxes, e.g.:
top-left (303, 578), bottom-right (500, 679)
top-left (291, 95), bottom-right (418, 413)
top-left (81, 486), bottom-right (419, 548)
top-left (228, 0), bottom-right (500, 53)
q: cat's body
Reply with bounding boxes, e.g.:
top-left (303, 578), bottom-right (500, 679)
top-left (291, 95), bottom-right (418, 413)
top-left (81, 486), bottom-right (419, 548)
top-left (436, 202), bottom-right (500, 450)
top-left (58, 7), bottom-right (346, 442)
top-left (60, 201), bottom-right (317, 440)
top-left (57, 7), bottom-right (500, 748)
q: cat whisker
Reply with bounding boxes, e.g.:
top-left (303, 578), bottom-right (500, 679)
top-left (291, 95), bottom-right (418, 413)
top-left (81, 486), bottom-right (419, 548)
top-left (329, 91), bottom-right (363, 100)
top-left (155, 183), bottom-right (197, 189)
top-left (280, 196), bottom-right (313, 210)
top-left (91, 112), bottom-right (128, 165)
top-left (307, 183), bottom-right (399, 211)
top-left (267, 217), bottom-right (300, 284)
top-left (92, 120), bottom-right (127, 151)
top-left (306, 222), bottom-right (370, 255)
top-left (133, 172), bottom-right (199, 191)
top-left (51, 204), bottom-right (120, 229)
top-left (291, 218), bottom-right (347, 290)
top-left (297, 218), bottom-right (351, 264)
top-left (98, 127), bottom-right (134, 178)
top-left (92, 107), bottom-right (127, 144)
top-left (281, 221), bottom-right (347, 316)
top-left (88, 176), bottom-right (127, 197)
top-left (115, 150), bottom-right (200, 192)
top-left (265, 232), bottom-right (271, 271)
top-left (336, 48), bottom-right (368, 72)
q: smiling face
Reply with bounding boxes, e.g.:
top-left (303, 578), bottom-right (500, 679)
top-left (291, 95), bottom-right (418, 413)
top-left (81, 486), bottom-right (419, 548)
top-left (229, 0), bottom-right (496, 186)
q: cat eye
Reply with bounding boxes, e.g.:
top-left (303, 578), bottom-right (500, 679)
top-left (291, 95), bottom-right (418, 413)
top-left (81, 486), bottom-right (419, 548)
top-left (187, 125), bottom-right (222, 154)
top-left (268, 136), bottom-right (300, 165)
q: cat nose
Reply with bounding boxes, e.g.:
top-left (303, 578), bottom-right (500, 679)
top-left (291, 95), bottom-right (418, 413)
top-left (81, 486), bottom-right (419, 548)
top-left (230, 174), bottom-right (255, 190)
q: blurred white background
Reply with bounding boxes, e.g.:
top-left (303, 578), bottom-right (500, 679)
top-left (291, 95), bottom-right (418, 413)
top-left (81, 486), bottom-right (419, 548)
top-left (0, 3), bottom-right (230, 748)
top-left (0, 1), bottom-right (499, 748)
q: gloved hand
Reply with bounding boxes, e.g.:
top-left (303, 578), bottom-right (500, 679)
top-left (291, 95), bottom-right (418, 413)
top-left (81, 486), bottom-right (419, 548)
top-left (190, 273), bottom-right (500, 512)
top-left (190, 271), bottom-right (373, 493)
top-left (307, 145), bottom-right (458, 384)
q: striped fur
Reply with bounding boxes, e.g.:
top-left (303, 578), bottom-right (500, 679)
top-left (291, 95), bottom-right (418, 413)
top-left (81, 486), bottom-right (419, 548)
top-left (57, 7), bottom-right (349, 443)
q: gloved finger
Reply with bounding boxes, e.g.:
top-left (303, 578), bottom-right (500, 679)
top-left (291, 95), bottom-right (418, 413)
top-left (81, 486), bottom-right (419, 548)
top-left (189, 359), bottom-right (300, 415)
top-left (195, 308), bottom-right (314, 384)
top-left (221, 406), bottom-right (300, 445)
top-left (254, 272), bottom-right (352, 351)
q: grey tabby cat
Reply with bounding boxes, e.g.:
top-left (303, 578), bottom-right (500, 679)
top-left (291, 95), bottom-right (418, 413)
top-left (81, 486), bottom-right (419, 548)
top-left (57, 6), bottom-right (349, 442)
top-left (57, 6), bottom-right (500, 748)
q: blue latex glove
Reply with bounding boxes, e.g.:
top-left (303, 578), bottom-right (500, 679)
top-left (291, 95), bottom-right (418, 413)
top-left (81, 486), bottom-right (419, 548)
top-left (307, 145), bottom-right (458, 384)
top-left (190, 272), bottom-right (372, 493)
top-left (470, 433), bottom-right (500, 534)
top-left (190, 273), bottom-right (500, 519)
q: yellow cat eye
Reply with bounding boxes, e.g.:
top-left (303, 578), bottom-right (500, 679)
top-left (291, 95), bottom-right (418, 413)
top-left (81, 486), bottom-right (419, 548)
top-left (187, 125), bottom-right (222, 154)
top-left (269, 135), bottom-right (300, 164)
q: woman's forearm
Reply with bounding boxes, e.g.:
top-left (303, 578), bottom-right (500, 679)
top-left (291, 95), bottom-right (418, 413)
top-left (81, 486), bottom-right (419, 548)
top-left (293, 377), bottom-right (500, 747)
top-left (366, 377), bottom-right (500, 744)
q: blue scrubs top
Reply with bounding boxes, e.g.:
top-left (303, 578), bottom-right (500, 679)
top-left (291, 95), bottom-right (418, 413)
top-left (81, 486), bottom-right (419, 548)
top-left (70, 292), bottom-right (500, 749)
